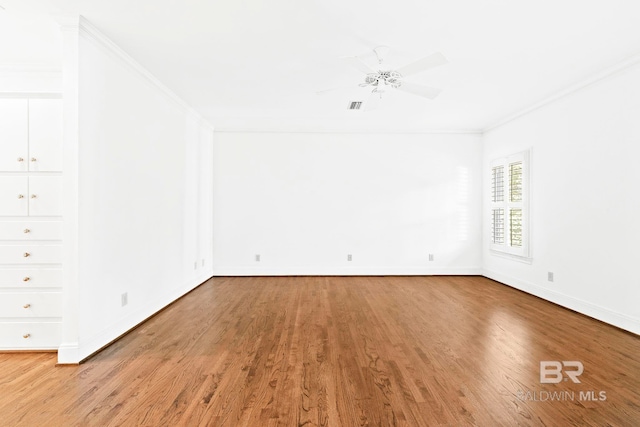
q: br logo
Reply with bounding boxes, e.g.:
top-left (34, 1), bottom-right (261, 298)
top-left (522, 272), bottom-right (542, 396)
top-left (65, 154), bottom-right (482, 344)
top-left (540, 361), bottom-right (584, 383)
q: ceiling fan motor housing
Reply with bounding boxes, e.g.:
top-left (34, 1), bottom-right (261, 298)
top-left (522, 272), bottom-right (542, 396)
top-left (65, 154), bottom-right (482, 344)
top-left (364, 70), bottom-right (403, 88)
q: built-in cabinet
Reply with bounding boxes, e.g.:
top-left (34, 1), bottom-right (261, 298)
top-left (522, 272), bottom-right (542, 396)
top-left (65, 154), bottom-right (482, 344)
top-left (0, 97), bottom-right (63, 350)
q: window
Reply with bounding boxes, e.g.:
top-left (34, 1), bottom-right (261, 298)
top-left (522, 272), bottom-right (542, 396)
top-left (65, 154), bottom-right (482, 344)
top-left (490, 150), bottom-right (530, 258)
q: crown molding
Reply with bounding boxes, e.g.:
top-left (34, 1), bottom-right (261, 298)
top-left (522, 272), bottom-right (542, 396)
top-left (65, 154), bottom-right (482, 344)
top-left (0, 63), bottom-right (61, 72)
top-left (484, 49), bottom-right (640, 133)
top-left (0, 63), bottom-right (62, 93)
top-left (74, 16), bottom-right (214, 132)
top-left (0, 92), bottom-right (61, 98)
top-left (55, 14), bottom-right (80, 32)
top-left (214, 128), bottom-right (483, 135)
top-left (212, 118), bottom-right (482, 134)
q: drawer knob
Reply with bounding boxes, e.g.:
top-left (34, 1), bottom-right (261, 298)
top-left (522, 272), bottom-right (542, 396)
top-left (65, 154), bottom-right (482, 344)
top-left (31, 158), bottom-right (37, 162)
top-left (23, 277), bottom-right (30, 282)
top-left (18, 194), bottom-right (25, 199)
top-left (30, 194), bottom-right (37, 199)
top-left (24, 228), bottom-right (31, 234)
top-left (23, 303), bottom-right (31, 309)
top-left (18, 157), bottom-right (24, 162)
top-left (23, 252), bottom-right (30, 257)
top-left (23, 334), bottom-right (31, 339)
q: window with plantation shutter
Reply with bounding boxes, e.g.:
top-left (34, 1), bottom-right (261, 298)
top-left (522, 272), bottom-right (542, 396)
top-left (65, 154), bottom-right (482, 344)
top-left (490, 151), bottom-right (530, 258)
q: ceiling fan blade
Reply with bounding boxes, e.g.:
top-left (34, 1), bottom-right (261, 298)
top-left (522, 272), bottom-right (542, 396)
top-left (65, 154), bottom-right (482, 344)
top-left (343, 56), bottom-right (376, 74)
top-left (364, 89), bottom-right (382, 111)
top-left (396, 82), bottom-right (442, 99)
top-left (396, 52), bottom-right (448, 77)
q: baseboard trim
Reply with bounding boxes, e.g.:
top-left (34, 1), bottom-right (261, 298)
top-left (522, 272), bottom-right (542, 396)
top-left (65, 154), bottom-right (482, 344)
top-left (212, 267), bottom-right (482, 276)
top-left (57, 342), bottom-right (80, 364)
top-left (483, 269), bottom-right (640, 336)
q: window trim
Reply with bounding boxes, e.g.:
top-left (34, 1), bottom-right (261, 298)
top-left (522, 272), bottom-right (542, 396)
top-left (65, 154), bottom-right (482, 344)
top-left (490, 150), bottom-right (530, 259)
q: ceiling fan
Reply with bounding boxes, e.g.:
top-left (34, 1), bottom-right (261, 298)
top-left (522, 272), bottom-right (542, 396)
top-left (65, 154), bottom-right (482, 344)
top-left (320, 46), bottom-right (448, 111)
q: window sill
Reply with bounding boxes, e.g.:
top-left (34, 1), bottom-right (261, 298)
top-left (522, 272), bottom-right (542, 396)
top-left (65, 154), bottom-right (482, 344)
top-left (490, 249), bottom-right (533, 264)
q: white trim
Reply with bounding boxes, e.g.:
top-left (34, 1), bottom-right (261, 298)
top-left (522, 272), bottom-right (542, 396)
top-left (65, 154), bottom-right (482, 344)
top-left (213, 125), bottom-right (482, 134)
top-left (75, 17), bottom-right (214, 132)
top-left (0, 92), bottom-right (61, 99)
top-left (57, 342), bottom-right (80, 365)
top-left (212, 267), bottom-right (482, 276)
top-left (59, 20), bottom-right (81, 365)
top-left (0, 64), bottom-right (61, 72)
top-left (489, 249), bottom-right (532, 264)
top-left (484, 49), bottom-right (640, 132)
top-left (0, 66), bottom-right (62, 93)
top-left (483, 269), bottom-right (640, 336)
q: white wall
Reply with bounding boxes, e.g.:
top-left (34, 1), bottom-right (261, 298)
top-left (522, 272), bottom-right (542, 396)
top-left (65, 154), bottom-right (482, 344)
top-left (59, 19), bottom-right (214, 363)
top-left (212, 132), bottom-right (482, 275)
top-left (483, 62), bottom-right (640, 335)
top-left (0, 12), bottom-right (62, 93)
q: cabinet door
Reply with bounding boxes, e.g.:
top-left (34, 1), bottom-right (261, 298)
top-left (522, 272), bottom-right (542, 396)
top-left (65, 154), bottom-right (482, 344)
top-left (0, 99), bottom-right (29, 172)
top-left (28, 99), bottom-right (63, 172)
top-left (0, 177), bottom-right (29, 216)
top-left (28, 176), bottom-right (63, 216)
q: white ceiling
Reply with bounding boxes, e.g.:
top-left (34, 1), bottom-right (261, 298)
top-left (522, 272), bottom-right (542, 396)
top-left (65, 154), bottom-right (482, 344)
top-left (2, 0), bottom-right (640, 131)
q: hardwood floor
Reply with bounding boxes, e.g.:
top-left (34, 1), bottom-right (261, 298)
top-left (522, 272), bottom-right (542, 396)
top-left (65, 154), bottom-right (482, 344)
top-left (1, 276), bottom-right (639, 426)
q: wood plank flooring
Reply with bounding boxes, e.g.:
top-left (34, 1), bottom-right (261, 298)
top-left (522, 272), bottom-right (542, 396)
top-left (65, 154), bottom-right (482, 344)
top-left (1, 276), bottom-right (639, 426)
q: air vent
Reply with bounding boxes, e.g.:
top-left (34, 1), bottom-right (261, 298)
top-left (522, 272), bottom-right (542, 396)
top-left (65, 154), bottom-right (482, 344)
top-left (348, 101), bottom-right (363, 110)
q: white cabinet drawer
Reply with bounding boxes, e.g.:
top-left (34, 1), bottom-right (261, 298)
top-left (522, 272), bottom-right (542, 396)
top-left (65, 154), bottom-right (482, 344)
top-left (0, 322), bottom-right (61, 350)
top-left (0, 245), bottom-right (62, 264)
top-left (0, 268), bottom-right (63, 287)
top-left (0, 176), bottom-right (29, 216)
top-left (0, 292), bottom-right (61, 317)
top-left (0, 221), bottom-right (62, 241)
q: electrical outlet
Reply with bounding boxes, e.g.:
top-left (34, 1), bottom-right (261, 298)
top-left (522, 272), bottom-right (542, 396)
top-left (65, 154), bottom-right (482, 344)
top-left (255, 254), bottom-right (261, 262)
top-left (548, 272), bottom-right (554, 282)
top-left (428, 254), bottom-right (434, 262)
top-left (121, 292), bottom-right (128, 307)
top-left (347, 254), bottom-right (352, 261)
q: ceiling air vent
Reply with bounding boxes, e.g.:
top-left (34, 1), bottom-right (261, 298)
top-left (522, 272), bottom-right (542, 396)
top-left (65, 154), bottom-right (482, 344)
top-left (348, 101), bottom-right (363, 110)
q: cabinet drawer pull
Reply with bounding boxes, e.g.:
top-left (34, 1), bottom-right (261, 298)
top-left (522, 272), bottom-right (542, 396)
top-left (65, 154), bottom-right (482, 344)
top-left (23, 252), bottom-right (30, 257)
top-left (23, 334), bottom-right (31, 339)
top-left (23, 303), bottom-right (31, 309)
top-left (24, 228), bottom-right (31, 233)
top-left (18, 157), bottom-right (24, 162)
top-left (30, 194), bottom-right (37, 199)
top-left (31, 158), bottom-right (37, 162)
top-left (23, 277), bottom-right (30, 282)
top-left (18, 194), bottom-right (25, 199)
